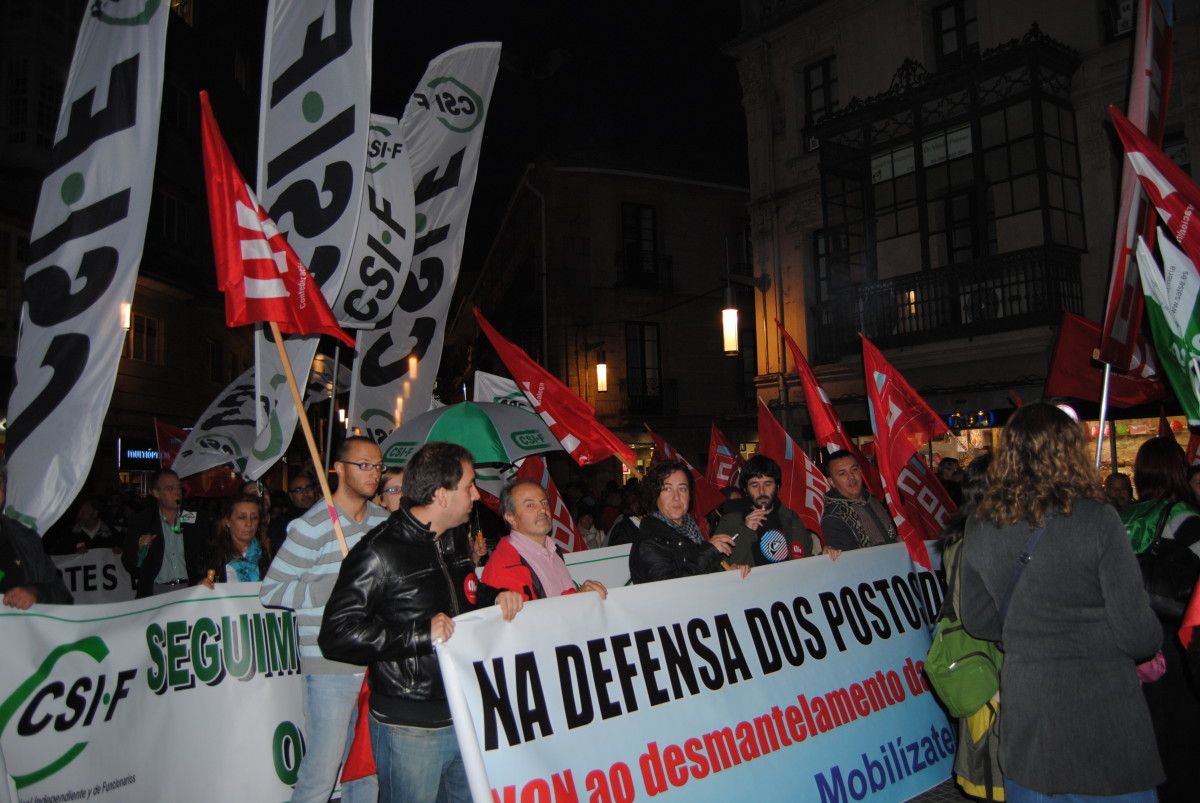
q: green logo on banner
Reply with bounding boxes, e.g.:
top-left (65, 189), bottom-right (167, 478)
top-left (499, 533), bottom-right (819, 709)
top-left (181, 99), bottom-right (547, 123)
top-left (384, 442), bottom-right (419, 466)
top-left (96, 0), bottom-right (162, 26)
top-left (420, 77), bottom-right (485, 133)
top-left (0, 637), bottom-right (138, 788)
top-left (511, 429), bottom-right (548, 450)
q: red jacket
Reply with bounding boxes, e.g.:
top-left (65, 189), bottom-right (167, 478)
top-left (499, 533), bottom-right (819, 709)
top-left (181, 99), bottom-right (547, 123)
top-left (480, 535), bottom-right (577, 602)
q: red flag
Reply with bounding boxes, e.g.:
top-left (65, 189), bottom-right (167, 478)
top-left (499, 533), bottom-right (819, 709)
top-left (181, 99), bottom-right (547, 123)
top-left (474, 309), bottom-right (636, 467)
top-left (1044, 312), bottom-right (1166, 406)
top-left (706, 424), bottom-right (745, 489)
top-left (777, 319), bottom-right (883, 497)
top-left (755, 399), bottom-right (830, 536)
top-left (861, 337), bottom-right (957, 567)
top-left (514, 456), bottom-right (587, 551)
top-left (1008, 390), bottom-right (1025, 408)
top-left (1109, 104), bottom-right (1200, 272)
top-left (477, 487), bottom-right (502, 517)
top-left (199, 91), bottom-right (353, 347)
top-left (646, 428), bottom-right (725, 535)
top-left (1180, 577), bottom-right (1200, 650)
top-left (340, 678), bottom-right (376, 783)
top-left (153, 418), bottom-right (189, 469)
top-left (1098, 0), bottom-right (1174, 367)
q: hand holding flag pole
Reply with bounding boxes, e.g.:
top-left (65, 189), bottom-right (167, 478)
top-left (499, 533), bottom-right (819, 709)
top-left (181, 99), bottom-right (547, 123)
top-left (200, 90), bottom-right (354, 556)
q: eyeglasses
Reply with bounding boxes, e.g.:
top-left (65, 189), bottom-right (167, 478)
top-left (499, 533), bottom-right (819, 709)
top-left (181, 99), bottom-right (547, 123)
top-left (380, 486), bottom-right (403, 496)
top-left (339, 460), bottom-right (385, 473)
top-left (289, 485), bottom-right (314, 494)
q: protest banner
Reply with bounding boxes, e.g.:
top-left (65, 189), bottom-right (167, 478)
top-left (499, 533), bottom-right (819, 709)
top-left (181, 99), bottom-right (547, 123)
top-left (562, 544), bottom-right (632, 590)
top-left (440, 542), bottom-right (950, 803)
top-left (51, 550), bottom-right (135, 605)
top-left (0, 585), bottom-right (303, 801)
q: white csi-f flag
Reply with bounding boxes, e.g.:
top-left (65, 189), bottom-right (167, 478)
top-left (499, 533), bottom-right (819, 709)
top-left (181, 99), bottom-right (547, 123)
top-left (473, 370), bottom-right (535, 412)
top-left (4, 2), bottom-right (168, 532)
top-left (349, 43), bottom-right (501, 444)
top-left (244, 0), bottom-right (372, 479)
top-left (1135, 231), bottom-right (1200, 426)
top-left (331, 113), bottom-right (416, 328)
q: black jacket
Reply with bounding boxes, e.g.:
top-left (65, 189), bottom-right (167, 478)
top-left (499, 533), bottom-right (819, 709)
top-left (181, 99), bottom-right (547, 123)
top-left (0, 516), bottom-right (73, 605)
top-left (120, 506), bottom-right (210, 597)
top-left (319, 503), bottom-right (500, 709)
top-left (629, 514), bottom-right (725, 584)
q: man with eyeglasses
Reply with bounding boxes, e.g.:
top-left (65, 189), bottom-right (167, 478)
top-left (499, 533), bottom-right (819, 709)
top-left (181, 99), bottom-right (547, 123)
top-left (121, 469), bottom-right (209, 598)
top-left (261, 436), bottom-right (389, 803)
top-left (267, 470), bottom-right (319, 553)
top-left (375, 466), bottom-right (404, 513)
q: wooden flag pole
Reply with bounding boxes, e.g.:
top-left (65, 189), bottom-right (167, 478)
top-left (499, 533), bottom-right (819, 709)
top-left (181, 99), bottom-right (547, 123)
top-left (269, 322), bottom-right (350, 557)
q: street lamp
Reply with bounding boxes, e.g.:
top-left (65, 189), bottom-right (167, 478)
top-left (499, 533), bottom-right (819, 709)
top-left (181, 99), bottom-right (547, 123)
top-left (596, 350), bottom-right (608, 392)
top-left (722, 284), bottom-right (738, 356)
top-left (119, 302), bottom-right (132, 332)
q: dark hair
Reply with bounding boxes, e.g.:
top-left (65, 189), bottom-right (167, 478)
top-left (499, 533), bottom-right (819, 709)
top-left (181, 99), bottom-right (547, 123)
top-left (499, 479), bottom-right (542, 516)
top-left (641, 460), bottom-right (693, 513)
top-left (977, 403), bottom-right (1103, 527)
top-left (1133, 436), bottom-right (1191, 503)
top-left (938, 457), bottom-right (960, 471)
top-left (739, 454), bottom-right (781, 492)
top-left (212, 493), bottom-right (271, 569)
top-left (403, 442), bottom-right (472, 505)
top-left (940, 454), bottom-right (992, 545)
top-left (335, 435), bottom-right (378, 462)
top-left (824, 449), bottom-right (857, 477)
top-left (1188, 465), bottom-right (1200, 484)
top-left (148, 469), bottom-right (179, 490)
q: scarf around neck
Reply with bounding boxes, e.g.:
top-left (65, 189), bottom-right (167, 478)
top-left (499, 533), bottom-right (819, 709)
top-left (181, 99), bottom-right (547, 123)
top-left (651, 510), bottom-right (704, 544)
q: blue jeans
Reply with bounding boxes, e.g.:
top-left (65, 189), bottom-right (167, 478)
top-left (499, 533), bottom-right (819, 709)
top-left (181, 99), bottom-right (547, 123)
top-left (1004, 779), bottom-right (1158, 803)
top-left (291, 673), bottom-right (377, 803)
top-left (368, 715), bottom-right (469, 803)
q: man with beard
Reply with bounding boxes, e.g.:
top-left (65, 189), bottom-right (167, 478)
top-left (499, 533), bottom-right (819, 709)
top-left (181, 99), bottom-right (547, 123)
top-left (481, 479), bottom-right (608, 600)
top-left (716, 455), bottom-right (828, 566)
top-left (122, 469), bottom-right (209, 597)
top-left (820, 450), bottom-right (899, 551)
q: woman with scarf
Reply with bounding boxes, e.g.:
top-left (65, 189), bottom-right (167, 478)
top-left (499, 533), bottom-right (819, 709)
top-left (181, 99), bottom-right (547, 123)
top-left (201, 493), bottom-right (273, 585)
top-left (630, 460), bottom-right (749, 583)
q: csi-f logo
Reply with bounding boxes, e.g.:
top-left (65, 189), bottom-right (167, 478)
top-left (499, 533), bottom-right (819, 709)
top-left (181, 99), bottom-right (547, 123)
top-left (93, 0), bottom-right (162, 26)
top-left (366, 124), bottom-right (403, 174)
top-left (0, 637), bottom-right (137, 789)
top-left (413, 77), bottom-right (484, 132)
top-left (384, 442), bottom-right (418, 465)
top-left (510, 429), bottom-right (548, 450)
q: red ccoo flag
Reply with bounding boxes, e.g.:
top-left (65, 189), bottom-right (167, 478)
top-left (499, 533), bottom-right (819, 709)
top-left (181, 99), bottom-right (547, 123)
top-left (777, 319), bottom-right (883, 498)
top-left (861, 336), bottom-right (957, 568)
top-left (706, 424), bottom-right (745, 490)
top-left (1180, 577), bottom-right (1200, 650)
top-left (1044, 312), bottom-right (1166, 407)
top-left (474, 309), bottom-right (636, 467)
top-left (1109, 104), bottom-right (1200, 273)
top-left (515, 456), bottom-right (587, 552)
top-left (756, 399), bottom-right (830, 536)
top-left (199, 91), bottom-right (353, 347)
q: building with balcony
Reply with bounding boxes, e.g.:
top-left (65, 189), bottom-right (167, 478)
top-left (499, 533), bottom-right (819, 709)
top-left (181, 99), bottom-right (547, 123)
top-left (446, 160), bottom-right (754, 484)
top-left (727, 0), bottom-right (1198, 442)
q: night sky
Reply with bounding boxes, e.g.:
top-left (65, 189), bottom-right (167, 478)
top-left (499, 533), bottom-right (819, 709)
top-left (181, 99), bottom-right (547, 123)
top-left (370, 0), bottom-right (750, 267)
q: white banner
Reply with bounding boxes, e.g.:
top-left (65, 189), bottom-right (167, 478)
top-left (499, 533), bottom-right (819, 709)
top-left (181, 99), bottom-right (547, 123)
top-left (474, 370), bottom-right (535, 412)
top-left (0, 585), bottom-right (304, 801)
top-left (171, 366), bottom-right (258, 480)
top-left (440, 543), bottom-right (951, 803)
top-left (562, 543), bottom-right (631, 589)
top-left (350, 43), bottom-right (501, 443)
top-left (52, 550), bottom-right (134, 605)
top-left (4, 3), bottom-right (169, 532)
top-left (247, 0), bottom-right (373, 478)
top-left (332, 113), bottom-right (416, 328)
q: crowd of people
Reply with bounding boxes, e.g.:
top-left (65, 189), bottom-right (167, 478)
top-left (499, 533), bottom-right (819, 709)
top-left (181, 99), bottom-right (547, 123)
top-left (3, 409), bottom-right (1200, 803)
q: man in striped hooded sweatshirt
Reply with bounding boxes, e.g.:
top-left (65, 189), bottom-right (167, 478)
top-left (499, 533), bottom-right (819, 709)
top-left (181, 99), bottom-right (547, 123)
top-left (260, 436), bottom-right (389, 803)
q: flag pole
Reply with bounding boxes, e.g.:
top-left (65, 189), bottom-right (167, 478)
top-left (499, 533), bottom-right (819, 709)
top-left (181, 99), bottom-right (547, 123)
top-left (270, 323), bottom-right (350, 557)
top-left (1095, 362), bottom-right (1113, 470)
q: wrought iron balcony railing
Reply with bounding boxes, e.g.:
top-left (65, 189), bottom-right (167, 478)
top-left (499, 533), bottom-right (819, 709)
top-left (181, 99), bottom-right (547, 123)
top-left (810, 246), bottom-right (1082, 363)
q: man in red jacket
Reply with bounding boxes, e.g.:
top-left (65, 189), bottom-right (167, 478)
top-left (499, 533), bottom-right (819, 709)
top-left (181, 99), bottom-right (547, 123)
top-left (482, 479), bottom-right (608, 601)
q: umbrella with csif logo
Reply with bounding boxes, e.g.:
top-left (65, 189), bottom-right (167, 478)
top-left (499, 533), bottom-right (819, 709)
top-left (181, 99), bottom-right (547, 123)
top-left (378, 401), bottom-right (561, 469)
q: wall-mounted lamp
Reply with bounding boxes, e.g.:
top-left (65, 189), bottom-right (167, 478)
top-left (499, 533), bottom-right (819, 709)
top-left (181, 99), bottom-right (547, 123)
top-left (338, 408), bottom-right (346, 423)
top-left (596, 350), bottom-right (608, 393)
top-left (722, 285), bottom-right (739, 356)
top-left (119, 302), bottom-right (132, 332)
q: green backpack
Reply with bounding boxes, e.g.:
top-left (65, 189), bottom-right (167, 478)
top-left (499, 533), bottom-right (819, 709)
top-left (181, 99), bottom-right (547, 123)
top-left (924, 539), bottom-right (1003, 717)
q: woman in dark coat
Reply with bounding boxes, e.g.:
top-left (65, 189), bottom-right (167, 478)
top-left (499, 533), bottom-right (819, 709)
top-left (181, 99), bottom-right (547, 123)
top-left (629, 460), bottom-right (748, 584)
top-left (960, 403), bottom-right (1162, 801)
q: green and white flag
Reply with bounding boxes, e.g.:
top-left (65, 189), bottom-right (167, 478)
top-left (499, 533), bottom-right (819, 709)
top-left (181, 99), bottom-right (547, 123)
top-left (1135, 231), bottom-right (1200, 425)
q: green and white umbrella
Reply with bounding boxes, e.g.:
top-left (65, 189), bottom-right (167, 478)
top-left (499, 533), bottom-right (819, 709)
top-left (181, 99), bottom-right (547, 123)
top-left (379, 401), bottom-right (560, 467)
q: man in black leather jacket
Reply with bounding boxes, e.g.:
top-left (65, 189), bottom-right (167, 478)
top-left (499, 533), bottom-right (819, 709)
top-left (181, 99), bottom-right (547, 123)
top-left (320, 442), bottom-right (524, 802)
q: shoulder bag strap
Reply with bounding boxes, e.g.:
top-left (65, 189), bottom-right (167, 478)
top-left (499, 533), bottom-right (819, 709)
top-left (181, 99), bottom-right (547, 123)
top-left (998, 524), bottom-right (1047, 623)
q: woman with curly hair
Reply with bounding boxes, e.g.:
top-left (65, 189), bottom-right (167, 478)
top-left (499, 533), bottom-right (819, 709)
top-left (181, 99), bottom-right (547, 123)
top-left (202, 493), bottom-right (273, 584)
top-left (629, 460), bottom-right (749, 584)
top-left (960, 403), bottom-right (1162, 802)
